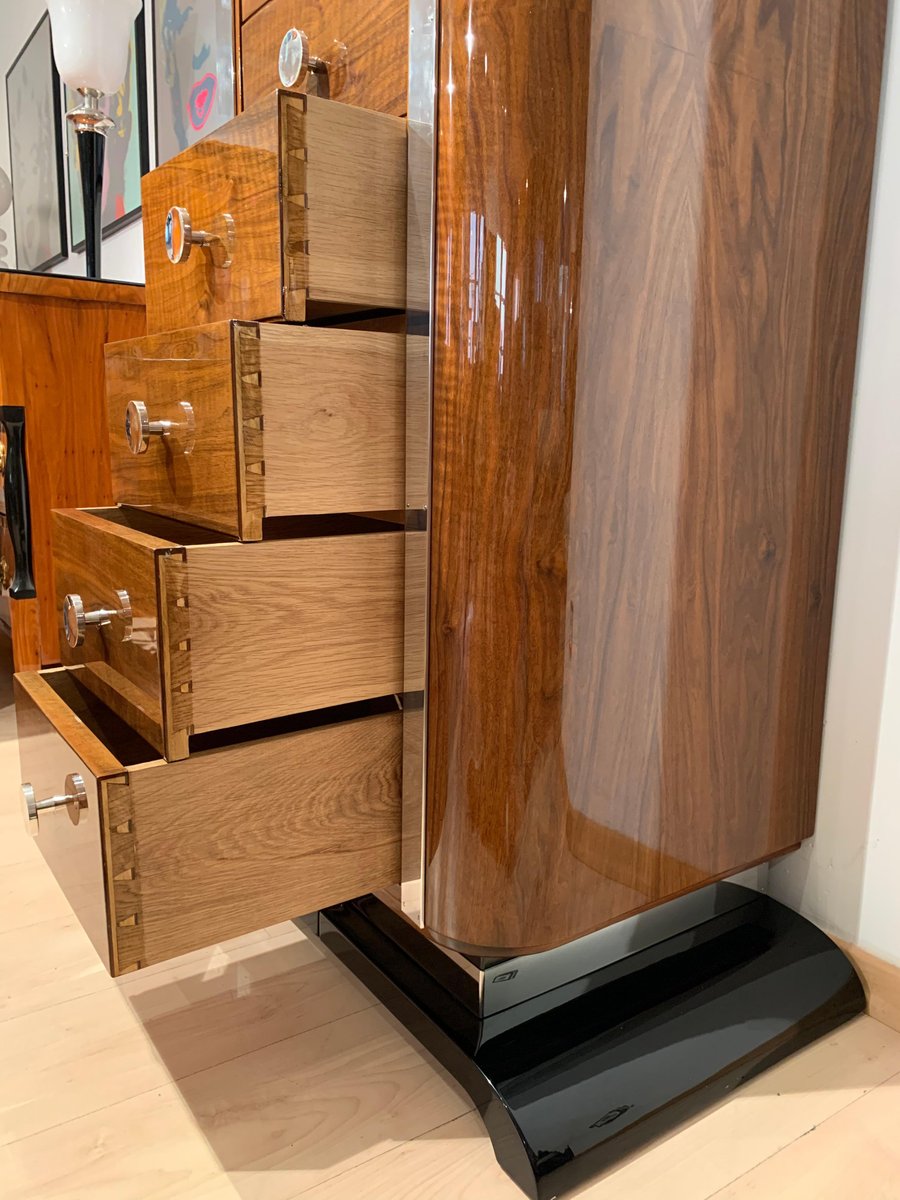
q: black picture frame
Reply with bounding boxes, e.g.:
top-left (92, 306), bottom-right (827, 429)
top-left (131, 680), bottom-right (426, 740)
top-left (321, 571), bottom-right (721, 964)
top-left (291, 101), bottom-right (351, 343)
top-left (65, 12), bottom-right (150, 253)
top-left (151, 0), bottom-right (235, 168)
top-left (5, 12), bottom-right (67, 273)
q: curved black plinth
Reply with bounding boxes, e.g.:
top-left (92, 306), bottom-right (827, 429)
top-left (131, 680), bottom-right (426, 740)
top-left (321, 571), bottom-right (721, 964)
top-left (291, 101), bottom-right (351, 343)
top-left (313, 886), bottom-right (864, 1200)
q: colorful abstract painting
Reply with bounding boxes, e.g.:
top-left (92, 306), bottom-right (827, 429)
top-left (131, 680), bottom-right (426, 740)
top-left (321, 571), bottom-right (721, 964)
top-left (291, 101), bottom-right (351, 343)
top-left (66, 17), bottom-right (149, 251)
top-left (153, 0), bottom-right (234, 165)
top-left (5, 13), bottom-right (66, 272)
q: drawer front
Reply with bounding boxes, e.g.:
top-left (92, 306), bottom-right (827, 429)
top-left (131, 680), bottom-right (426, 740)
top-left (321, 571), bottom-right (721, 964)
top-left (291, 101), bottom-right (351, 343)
top-left (142, 91), bottom-right (406, 335)
top-left (15, 671), bottom-right (136, 973)
top-left (240, 0), bottom-right (408, 117)
top-left (142, 96), bottom-right (285, 334)
top-left (52, 508), bottom-right (181, 758)
top-left (105, 323), bottom-right (241, 537)
top-left (16, 669), bottom-right (401, 976)
top-left (106, 321), bottom-right (405, 541)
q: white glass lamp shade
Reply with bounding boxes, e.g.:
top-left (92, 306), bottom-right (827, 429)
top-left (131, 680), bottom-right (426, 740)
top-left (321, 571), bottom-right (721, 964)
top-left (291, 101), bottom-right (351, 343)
top-left (47, 0), bottom-right (142, 95)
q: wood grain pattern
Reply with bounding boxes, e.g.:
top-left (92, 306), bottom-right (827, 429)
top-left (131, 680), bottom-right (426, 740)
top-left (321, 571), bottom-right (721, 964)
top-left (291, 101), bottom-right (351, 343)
top-left (142, 96), bottom-right (283, 333)
top-left (301, 94), bottom-right (407, 314)
top-left (8, 599), bottom-right (41, 672)
top-left (259, 322), bottom-right (405, 516)
top-left (53, 506), bottom-right (403, 755)
top-left (105, 323), bottom-right (238, 536)
top-left (183, 531), bottom-right (404, 731)
top-left (142, 91), bottom-right (406, 335)
top-left (109, 709), bottom-right (401, 971)
top-left (106, 320), bottom-right (405, 539)
top-left (14, 667), bottom-right (402, 977)
top-left (423, 0), bottom-right (886, 954)
top-left (239, 0), bottom-right (408, 116)
top-left (0, 272), bottom-right (145, 666)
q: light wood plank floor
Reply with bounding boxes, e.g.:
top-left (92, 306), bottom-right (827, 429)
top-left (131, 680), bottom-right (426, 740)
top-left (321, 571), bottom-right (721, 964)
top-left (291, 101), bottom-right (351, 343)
top-left (2, 648), bottom-right (899, 1199)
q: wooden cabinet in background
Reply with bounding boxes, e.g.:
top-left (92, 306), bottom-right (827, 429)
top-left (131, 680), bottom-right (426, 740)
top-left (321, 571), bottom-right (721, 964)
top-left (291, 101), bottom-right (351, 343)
top-left (0, 272), bottom-right (146, 671)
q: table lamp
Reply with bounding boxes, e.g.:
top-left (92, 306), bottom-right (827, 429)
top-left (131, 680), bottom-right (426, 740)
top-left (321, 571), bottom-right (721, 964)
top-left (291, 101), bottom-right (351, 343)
top-left (46, 0), bottom-right (142, 279)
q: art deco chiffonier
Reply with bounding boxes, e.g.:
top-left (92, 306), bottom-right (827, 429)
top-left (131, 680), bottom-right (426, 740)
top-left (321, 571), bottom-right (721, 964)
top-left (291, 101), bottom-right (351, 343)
top-left (15, 1), bottom-right (888, 1196)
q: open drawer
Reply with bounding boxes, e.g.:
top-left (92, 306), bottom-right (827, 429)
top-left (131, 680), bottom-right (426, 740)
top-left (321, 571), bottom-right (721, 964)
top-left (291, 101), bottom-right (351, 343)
top-left (15, 668), bottom-right (401, 976)
top-left (54, 506), bottom-right (404, 760)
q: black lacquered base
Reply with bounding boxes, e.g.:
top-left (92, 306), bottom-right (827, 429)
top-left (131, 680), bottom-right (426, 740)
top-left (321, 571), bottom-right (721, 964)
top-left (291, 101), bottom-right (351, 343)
top-left (310, 886), bottom-right (864, 1200)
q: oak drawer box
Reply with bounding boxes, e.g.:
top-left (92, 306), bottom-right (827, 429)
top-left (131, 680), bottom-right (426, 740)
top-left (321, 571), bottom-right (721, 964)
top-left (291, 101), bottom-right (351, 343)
top-left (105, 320), bottom-right (405, 539)
top-left (142, 90), bottom-right (406, 335)
top-left (239, 0), bottom-right (408, 117)
top-left (53, 507), bottom-right (404, 761)
top-left (16, 668), bottom-right (401, 976)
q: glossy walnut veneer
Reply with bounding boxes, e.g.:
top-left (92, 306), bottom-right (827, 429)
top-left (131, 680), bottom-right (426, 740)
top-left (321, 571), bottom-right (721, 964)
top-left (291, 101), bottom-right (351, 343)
top-left (239, 0), bottom-right (408, 116)
top-left (141, 90), bottom-right (406, 334)
top-left (16, 668), bottom-right (402, 975)
top-left (54, 507), bottom-right (404, 761)
top-left (105, 319), bottom-right (405, 539)
top-left (423, 0), bottom-right (887, 955)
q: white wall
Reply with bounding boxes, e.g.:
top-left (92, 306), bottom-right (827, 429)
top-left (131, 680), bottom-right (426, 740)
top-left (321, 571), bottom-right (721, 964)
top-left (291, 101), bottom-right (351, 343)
top-left (768, 0), bottom-right (900, 967)
top-left (0, 0), bottom-right (148, 282)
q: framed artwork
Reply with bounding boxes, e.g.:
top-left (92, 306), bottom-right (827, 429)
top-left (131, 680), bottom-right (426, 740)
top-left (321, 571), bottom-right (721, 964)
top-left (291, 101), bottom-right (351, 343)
top-left (66, 14), bottom-right (150, 251)
top-left (5, 12), bottom-right (67, 272)
top-left (152, 0), bottom-right (234, 166)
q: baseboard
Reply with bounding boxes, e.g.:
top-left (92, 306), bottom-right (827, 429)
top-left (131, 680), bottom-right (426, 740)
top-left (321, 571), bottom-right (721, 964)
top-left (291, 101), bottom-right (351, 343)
top-left (834, 939), bottom-right (900, 1034)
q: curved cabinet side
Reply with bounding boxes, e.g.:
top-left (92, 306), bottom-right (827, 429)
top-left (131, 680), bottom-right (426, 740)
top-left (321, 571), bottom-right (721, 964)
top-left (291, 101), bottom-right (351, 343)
top-left (424, 0), bottom-right (887, 955)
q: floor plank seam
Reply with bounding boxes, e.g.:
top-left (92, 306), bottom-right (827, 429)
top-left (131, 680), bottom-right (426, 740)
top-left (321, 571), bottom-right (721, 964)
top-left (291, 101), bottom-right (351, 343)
top-left (293, 1106), bottom-right (480, 1198)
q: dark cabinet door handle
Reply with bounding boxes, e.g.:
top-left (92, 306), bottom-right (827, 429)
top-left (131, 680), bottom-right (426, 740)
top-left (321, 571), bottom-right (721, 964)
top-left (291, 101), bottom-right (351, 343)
top-left (0, 406), bottom-right (36, 600)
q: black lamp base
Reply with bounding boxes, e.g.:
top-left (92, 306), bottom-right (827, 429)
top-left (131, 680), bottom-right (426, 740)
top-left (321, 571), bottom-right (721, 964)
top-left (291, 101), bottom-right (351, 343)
top-left (76, 126), bottom-right (105, 280)
top-left (308, 886), bottom-right (864, 1200)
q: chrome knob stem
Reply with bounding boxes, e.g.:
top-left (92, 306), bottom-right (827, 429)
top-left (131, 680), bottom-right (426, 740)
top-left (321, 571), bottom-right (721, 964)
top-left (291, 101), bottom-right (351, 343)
top-left (125, 399), bottom-right (195, 456)
top-left (23, 774), bottom-right (88, 835)
top-left (63, 589), bottom-right (132, 648)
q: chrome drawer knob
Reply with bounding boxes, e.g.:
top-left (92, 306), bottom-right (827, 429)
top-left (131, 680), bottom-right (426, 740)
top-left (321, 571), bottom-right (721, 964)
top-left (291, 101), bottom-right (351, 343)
top-left (125, 399), bottom-right (195, 456)
top-left (165, 206), bottom-right (234, 268)
top-left (23, 774), bottom-right (88, 835)
top-left (165, 205), bottom-right (213, 264)
top-left (63, 589), bottom-right (132, 649)
top-left (279, 28), bottom-right (326, 87)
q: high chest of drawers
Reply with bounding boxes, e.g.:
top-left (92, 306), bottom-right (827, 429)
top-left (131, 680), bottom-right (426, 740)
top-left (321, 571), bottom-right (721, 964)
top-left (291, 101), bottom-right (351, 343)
top-left (15, 9), bottom-right (410, 976)
top-left (13, 0), bottom-right (888, 980)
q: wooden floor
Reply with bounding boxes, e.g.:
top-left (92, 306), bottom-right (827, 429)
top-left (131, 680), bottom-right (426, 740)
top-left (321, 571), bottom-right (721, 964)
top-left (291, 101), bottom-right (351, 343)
top-left (2, 647), bottom-right (900, 1198)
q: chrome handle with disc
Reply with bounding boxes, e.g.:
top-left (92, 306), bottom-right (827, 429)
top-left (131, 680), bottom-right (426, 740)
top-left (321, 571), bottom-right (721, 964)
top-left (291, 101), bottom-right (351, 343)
top-left (23, 774), bottom-right (88, 835)
top-left (278, 28), bottom-right (328, 87)
top-left (165, 207), bottom-right (234, 268)
top-left (63, 589), bottom-right (132, 649)
top-left (125, 399), bottom-right (195, 456)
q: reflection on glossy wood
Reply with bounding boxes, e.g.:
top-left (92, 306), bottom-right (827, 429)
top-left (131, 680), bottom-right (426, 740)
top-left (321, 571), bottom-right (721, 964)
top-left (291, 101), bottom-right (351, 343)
top-left (142, 91), bottom-right (406, 334)
top-left (424, 0), bottom-right (886, 954)
top-left (0, 273), bottom-right (145, 667)
top-left (239, 0), bottom-right (408, 115)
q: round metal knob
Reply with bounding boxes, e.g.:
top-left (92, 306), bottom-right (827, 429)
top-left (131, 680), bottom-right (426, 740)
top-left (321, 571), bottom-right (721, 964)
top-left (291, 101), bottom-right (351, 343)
top-left (125, 399), bottom-right (195, 456)
top-left (23, 774), bottom-right (88, 836)
top-left (165, 205), bottom-right (214, 264)
top-left (278, 28), bottom-right (326, 87)
top-left (63, 589), bottom-right (132, 649)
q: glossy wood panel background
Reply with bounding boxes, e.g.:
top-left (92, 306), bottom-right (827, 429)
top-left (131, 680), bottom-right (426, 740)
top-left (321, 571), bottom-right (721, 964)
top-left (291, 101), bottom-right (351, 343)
top-left (0, 273), bottom-right (145, 667)
top-left (423, 0), bottom-right (887, 955)
top-left (239, 0), bottom-right (408, 116)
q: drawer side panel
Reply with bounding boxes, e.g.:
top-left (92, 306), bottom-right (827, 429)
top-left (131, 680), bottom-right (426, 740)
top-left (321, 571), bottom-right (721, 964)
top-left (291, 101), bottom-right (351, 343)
top-left (109, 710), bottom-right (402, 970)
